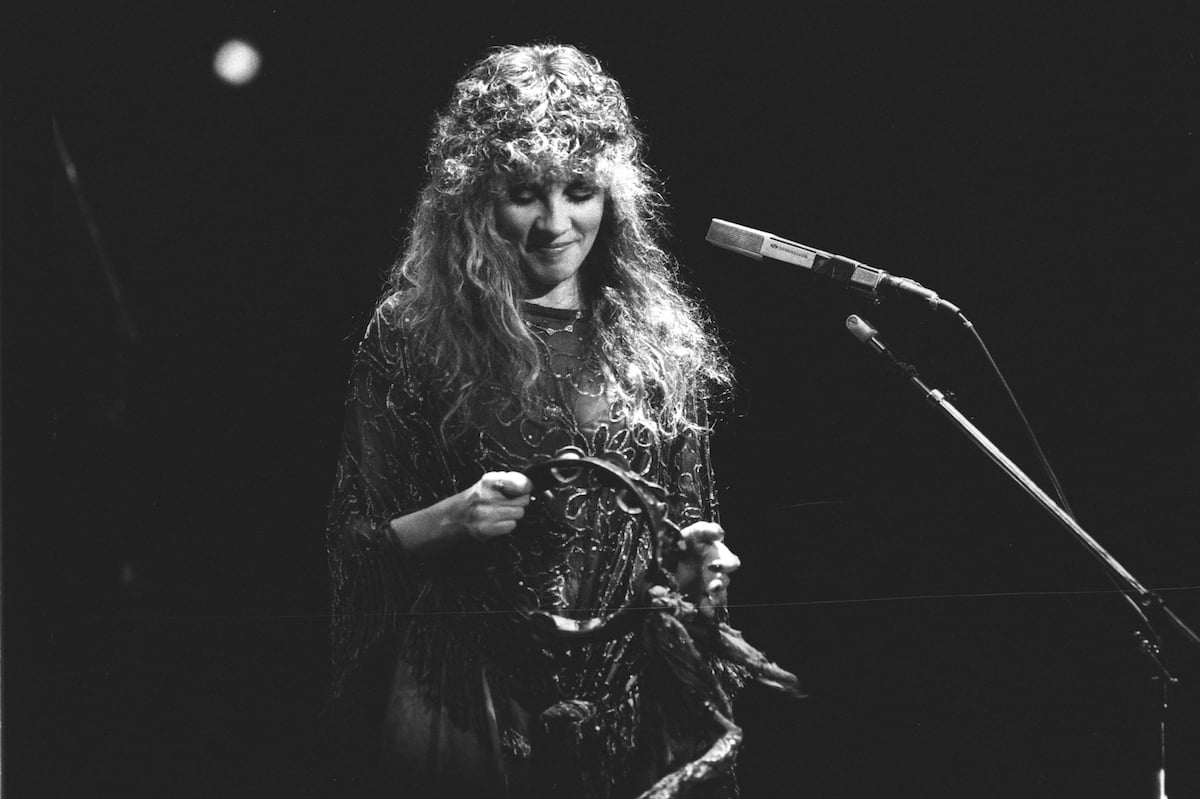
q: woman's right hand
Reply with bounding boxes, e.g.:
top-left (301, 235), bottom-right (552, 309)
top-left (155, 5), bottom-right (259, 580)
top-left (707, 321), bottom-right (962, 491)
top-left (452, 471), bottom-right (533, 542)
top-left (386, 471), bottom-right (533, 554)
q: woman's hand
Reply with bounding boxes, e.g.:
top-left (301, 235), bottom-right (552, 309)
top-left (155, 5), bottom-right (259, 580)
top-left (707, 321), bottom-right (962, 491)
top-left (452, 471), bottom-right (533, 542)
top-left (387, 471), bottom-right (532, 554)
top-left (674, 521), bottom-right (741, 619)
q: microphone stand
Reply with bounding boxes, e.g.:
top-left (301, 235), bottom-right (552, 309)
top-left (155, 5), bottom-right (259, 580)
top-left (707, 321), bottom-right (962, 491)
top-left (845, 314), bottom-right (1199, 799)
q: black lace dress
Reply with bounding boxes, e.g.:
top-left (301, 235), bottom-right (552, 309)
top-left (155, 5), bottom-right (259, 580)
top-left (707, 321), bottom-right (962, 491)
top-left (326, 298), bottom-right (735, 798)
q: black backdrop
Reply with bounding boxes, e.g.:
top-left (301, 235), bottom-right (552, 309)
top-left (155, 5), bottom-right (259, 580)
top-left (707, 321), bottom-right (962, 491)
top-left (4, 2), bottom-right (1198, 797)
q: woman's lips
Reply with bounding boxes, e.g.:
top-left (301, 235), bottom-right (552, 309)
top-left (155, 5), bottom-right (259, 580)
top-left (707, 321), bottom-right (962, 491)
top-left (531, 240), bottom-right (577, 255)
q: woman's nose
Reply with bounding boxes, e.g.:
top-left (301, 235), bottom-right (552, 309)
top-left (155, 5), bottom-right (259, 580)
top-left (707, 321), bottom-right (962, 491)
top-left (535, 196), bottom-right (571, 236)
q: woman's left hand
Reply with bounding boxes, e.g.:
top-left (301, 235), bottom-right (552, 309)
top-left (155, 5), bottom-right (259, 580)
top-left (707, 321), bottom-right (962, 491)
top-left (674, 521), bottom-right (741, 619)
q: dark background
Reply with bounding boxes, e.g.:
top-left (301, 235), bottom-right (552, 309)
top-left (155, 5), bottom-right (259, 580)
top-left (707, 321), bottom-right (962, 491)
top-left (4, 1), bottom-right (1198, 796)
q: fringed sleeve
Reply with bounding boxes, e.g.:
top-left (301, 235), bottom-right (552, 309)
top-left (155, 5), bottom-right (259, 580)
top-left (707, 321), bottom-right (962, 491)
top-left (325, 304), bottom-right (455, 702)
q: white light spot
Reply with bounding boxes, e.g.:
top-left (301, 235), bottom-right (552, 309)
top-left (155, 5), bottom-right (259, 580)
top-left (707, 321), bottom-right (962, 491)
top-left (213, 39), bottom-right (262, 86)
top-left (120, 561), bottom-right (135, 589)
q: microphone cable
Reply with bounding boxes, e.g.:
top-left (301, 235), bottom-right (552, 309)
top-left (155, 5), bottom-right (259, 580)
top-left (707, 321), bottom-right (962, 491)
top-left (949, 310), bottom-right (1077, 521)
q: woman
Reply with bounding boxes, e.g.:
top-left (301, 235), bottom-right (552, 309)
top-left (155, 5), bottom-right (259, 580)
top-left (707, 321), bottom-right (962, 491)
top-left (326, 43), bottom-right (793, 798)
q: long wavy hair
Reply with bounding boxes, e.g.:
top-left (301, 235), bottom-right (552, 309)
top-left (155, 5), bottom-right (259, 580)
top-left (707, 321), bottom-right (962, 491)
top-left (386, 43), bottom-right (730, 435)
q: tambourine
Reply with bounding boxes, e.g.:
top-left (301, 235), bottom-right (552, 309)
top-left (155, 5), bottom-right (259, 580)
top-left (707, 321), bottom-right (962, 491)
top-left (519, 453), bottom-right (804, 798)
top-left (518, 451), bottom-right (685, 644)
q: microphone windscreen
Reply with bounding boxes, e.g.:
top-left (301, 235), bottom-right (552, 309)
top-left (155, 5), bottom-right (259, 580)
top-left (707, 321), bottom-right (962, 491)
top-left (706, 219), bottom-right (818, 268)
top-left (706, 219), bottom-right (767, 259)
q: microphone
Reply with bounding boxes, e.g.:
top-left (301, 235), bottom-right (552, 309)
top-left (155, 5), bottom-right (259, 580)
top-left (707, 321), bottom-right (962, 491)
top-left (846, 314), bottom-right (922, 382)
top-left (706, 218), bottom-right (959, 313)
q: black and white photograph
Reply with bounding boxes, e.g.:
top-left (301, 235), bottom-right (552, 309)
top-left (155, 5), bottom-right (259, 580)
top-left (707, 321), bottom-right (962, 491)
top-left (4, 2), bottom-right (1197, 797)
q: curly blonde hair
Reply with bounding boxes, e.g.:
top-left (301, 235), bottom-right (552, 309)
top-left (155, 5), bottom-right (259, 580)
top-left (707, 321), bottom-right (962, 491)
top-left (387, 43), bottom-right (730, 435)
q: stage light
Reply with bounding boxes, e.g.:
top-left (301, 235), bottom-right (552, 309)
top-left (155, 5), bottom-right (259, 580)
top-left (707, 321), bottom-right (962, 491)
top-left (213, 39), bottom-right (262, 86)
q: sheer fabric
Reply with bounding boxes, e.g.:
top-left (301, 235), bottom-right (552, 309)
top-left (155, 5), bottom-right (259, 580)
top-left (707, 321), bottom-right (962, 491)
top-left (326, 296), bottom-right (732, 797)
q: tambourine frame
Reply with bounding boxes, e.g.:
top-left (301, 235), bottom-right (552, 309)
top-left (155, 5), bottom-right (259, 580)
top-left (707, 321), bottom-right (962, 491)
top-left (519, 453), bottom-right (683, 643)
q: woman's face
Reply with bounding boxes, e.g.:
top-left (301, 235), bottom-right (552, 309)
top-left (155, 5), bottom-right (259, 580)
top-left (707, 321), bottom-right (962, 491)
top-left (494, 177), bottom-right (606, 308)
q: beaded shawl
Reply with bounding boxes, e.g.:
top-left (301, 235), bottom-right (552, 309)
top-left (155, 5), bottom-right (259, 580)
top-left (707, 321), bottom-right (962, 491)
top-left (326, 296), bottom-right (740, 795)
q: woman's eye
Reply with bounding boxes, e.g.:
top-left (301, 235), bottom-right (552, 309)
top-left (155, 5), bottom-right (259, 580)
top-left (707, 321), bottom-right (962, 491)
top-left (507, 187), bottom-right (537, 204)
top-left (505, 183), bottom-right (598, 205)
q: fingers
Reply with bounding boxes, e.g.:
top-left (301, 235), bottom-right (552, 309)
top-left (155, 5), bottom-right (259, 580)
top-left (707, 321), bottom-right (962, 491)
top-left (679, 522), bottom-right (740, 573)
top-left (462, 501), bottom-right (525, 540)
top-left (462, 472), bottom-right (532, 541)
top-left (468, 502), bottom-right (527, 524)
top-left (702, 552), bottom-right (734, 598)
top-left (706, 541), bottom-right (741, 575)
top-left (680, 521), bottom-right (724, 546)
top-left (468, 517), bottom-right (519, 540)
top-left (484, 471), bottom-right (533, 500)
top-left (675, 521), bottom-right (742, 618)
top-left (700, 578), bottom-right (729, 619)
